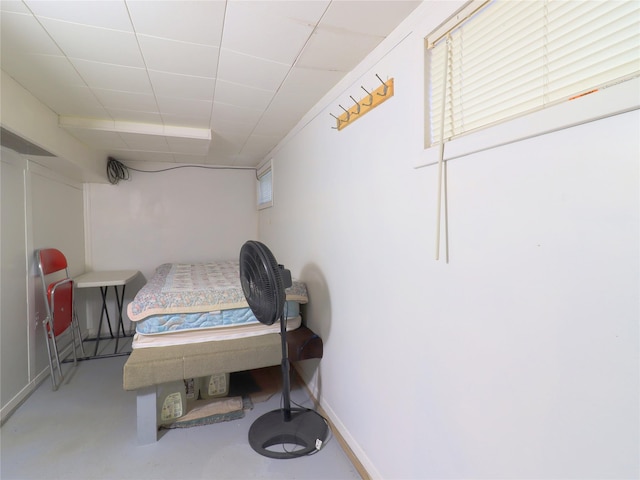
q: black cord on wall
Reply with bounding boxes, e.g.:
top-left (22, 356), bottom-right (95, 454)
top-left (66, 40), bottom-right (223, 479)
top-left (106, 156), bottom-right (258, 185)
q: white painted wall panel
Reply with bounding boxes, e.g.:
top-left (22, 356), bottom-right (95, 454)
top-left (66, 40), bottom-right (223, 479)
top-left (84, 164), bottom-right (258, 328)
top-left (1, 149), bottom-right (29, 408)
top-left (257, 5), bottom-right (640, 477)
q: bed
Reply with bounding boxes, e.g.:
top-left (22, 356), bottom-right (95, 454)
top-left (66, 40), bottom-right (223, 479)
top-left (122, 261), bottom-right (323, 444)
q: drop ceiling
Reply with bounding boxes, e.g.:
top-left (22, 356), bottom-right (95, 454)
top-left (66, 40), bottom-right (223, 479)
top-left (1, 0), bottom-right (421, 167)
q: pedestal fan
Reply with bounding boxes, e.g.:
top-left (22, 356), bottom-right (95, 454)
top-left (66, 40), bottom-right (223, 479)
top-left (239, 240), bottom-right (328, 459)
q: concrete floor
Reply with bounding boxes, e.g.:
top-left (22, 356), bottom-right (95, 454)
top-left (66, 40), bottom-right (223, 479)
top-left (0, 341), bottom-right (360, 480)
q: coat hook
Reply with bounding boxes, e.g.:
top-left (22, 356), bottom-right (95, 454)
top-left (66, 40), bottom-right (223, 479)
top-left (339, 104), bottom-right (351, 122)
top-left (349, 96), bottom-right (361, 114)
top-left (375, 74), bottom-right (388, 96)
top-left (360, 86), bottom-right (373, 106)
top-left (330, 112), bottom-right (342, 128)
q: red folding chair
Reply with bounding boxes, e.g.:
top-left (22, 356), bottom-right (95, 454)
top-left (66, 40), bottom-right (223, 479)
top-left (36, 248), bottom-right (85, 390)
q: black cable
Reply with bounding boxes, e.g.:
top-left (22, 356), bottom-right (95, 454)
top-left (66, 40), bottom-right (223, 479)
top-left (106, 156), bottom-right (130, 184)
top-left (106, 156), bottom-right (258, 185)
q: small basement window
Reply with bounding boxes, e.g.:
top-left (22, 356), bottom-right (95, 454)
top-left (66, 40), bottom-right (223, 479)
top-left (257, 161), bottom-right (273, 209)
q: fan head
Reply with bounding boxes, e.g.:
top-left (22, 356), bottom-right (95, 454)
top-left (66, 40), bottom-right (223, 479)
top-left (239, 241), bottom-right (290, 326)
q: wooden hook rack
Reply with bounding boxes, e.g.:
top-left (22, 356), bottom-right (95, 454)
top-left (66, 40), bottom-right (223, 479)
top-left (331, 76), bottom-right (394, 131)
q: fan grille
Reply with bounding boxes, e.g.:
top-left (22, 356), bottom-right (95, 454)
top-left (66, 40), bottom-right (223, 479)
top-left (239, 241), bottom-right (285, 326)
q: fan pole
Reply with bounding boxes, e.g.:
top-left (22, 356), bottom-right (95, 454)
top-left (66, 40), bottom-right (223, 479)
top-left (280, 314), bottom-right (292, 421)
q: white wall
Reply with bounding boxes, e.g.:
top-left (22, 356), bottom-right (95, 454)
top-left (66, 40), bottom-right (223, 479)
top-left (258, 4), bottom-right (639, 479)
top-left (84, 163), bottom-right (259, 328)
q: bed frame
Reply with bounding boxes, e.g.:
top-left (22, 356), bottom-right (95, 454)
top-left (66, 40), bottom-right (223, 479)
top-left (123, 326), bottom-right (322, 444)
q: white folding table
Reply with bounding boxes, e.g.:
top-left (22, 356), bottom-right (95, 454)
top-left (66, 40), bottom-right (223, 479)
top-left (74, 270), bottom-right (140, 357)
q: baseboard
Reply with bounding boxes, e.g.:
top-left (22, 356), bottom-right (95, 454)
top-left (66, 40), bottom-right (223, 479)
top-left (0, 368), bottom-right (49, 426)
top-left (292, 364), bottom-right (381, 480)
top-left (1, 338), bottom-right (81, 425)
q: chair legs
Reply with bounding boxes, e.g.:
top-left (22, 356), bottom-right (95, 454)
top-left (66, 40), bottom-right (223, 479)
top-left (44, 315), bottom-right (86, 391)
top-left (44, 320), bottom-right (64, 391)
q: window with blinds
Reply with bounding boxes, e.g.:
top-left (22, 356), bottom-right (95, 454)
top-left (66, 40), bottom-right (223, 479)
top-left (427, 0), bottom-right (640, 147)
top-left (257, 163), bottom-right (273, 209)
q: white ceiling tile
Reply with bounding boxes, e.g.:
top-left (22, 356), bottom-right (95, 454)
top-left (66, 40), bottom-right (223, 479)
top-left (240, 134), bottom-right (279, 156)
top-left (71, 59), bottom-right (153, 93)
top-left (2, 0), bottom-right (419, 167)
top-left (1, 10), bottom-right (65, 55)
top-left (211, 119), bottom-right (255, 140)
top-left (229, 0), bottom-right (330, 24)
top-left (160, 114), bottom-right (211, 129)
top-left (253, 106), bottom-right (300, 138)
top-left (26, 0), bottom-right (134, 31)
top-left (45, 86), bottom-right (109, 117)
top-left (211, 129), bottom-right (245, 145)
top-left (37, 18), bottom-right (145, 67)
top-left (119, 132), bottom-right (170, 151)
top-left (109, 150), bottom-right (176, 163)
top-left (296, 28), bottom-right (381, 72)
top-left (166, 136), bottom-right (210, 155)
top-left (1, 53), bottom-right (85, 90)
top-left (222, 1), bottom-right (322, 64)
top-left (1, 1), bottom-right (31, 14)
top-left (148, 70), bottom-right (215, 101)
top-left (92, 89), bottom-right (158, 112)
top-left (126, 0), bottom-right (226, 46)
top-left (217, 49), bottom-right (290, 91)
top-left (156, 96), bottom-right (212, 122)
top-left (213, 80), bottom-right (275, 111)
top-left (321, 1), bottom-right (421, 37)
top-left (212, 102), bottom-right (263, 126)
top-left (279, 65), bottom-right (345, 99)
top-left (137, 35), bottom-right (219, 78)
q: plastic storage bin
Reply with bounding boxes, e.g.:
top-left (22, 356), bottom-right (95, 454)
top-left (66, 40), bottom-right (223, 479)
top-left (200, 372), bottom-right (230, 399)
top-left (157, 380), bottom-right (187, 425)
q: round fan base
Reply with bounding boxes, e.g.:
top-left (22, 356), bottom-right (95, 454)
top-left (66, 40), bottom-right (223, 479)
top-left (248, 408), bottom-right (328, 459)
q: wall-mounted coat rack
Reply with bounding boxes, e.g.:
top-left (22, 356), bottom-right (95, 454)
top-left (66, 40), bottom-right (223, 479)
top-left (331, 75), bottom-right (394, 131)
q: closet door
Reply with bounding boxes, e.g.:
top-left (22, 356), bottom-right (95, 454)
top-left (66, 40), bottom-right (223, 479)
top-left (1, 148), bottom-right (29, 408)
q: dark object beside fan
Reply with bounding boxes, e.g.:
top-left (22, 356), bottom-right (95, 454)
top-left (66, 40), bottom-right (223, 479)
top-left (239, 240), bottom-right (328, 459)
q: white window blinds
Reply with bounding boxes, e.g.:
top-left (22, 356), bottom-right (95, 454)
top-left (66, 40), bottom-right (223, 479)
top-left (258, 167), bottom-right (273, 208)
top-left (427, 0), bottom-right (640, 147)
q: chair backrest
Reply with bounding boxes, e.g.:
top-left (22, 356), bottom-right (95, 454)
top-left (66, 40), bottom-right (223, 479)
top-left (36, 248), bottom-right (74, 337)
top-left (47, 278), bottom-right (74, 336)
top-left (37, 248), bottom-right (69, 276)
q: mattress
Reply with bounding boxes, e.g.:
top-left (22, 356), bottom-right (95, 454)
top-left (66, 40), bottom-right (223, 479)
top-left (132, 316), bottom-right (302, 349)
top-left (128, 262), bottom-right (307, 320)
top-left (128, 261), bottom-right (308, 349)
top-left (134, 302), bottom-right (300, 335)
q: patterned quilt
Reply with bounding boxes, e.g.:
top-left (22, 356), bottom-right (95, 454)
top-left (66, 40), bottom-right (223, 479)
top-left (127, 261), bottom-right (308, 322)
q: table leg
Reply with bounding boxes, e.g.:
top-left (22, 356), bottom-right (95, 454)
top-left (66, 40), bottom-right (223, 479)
top-left (94, 286), bottom-right (115, 356)
top-left (113, 284), bottom-right (127, 354)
